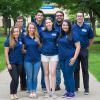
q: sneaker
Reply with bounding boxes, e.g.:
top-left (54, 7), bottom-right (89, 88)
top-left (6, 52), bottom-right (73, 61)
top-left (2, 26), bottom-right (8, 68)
top-left (13, 94), bottom-right (19, 99)
top-left (62, 92), bottom-right (70, 98)
top-left (33, 93), bottom-right (38, 98)
top-left (51, 93), bottom-right (57, 99)
top-left (66, 93), bottom-right (75, 99)
top-left (29, 93), bottom-right (34, 98)
top-left (55, 85), bottom-right (61, 91)
top-left (42, 88), bottom-right (47, 96)
top-left (84, 91), bottom-right (89, 95)
top-left (10, 94), bottom-right (15, 100)
top-left (44, 93), bottom-right (51, 98)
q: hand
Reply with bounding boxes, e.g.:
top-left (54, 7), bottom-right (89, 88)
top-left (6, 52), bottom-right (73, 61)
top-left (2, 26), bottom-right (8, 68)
top-left (7, 64), bottom-right (12, 70)
top-left (69, 57), bottom-right (76, 66)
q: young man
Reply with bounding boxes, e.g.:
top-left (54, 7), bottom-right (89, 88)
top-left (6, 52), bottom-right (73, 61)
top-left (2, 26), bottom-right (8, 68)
top-left (73, 11), bottom-right (94, 95)
top-left (54, 11), bottom-right (64, 91)
top-left (16, 16), bottom-right (27, 91)
top-left (32, 10), bottom-right (46, 94)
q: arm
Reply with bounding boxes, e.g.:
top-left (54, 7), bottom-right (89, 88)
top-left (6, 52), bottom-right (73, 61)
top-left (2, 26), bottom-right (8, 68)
top-left (87, 38), bottom-right (94, 49)
top-left (22, 44), bottom-right (26, 54)
top-left (4, 47), bottom-right (12, 70)
top-left (69, 42), bottom-right (80, 66)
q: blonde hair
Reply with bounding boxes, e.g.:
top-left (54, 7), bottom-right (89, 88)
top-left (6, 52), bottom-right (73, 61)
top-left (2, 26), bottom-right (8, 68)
top-left (9, 26), bottom-right (19, 48)
top-left (26, 22), bottom-right (41, 46)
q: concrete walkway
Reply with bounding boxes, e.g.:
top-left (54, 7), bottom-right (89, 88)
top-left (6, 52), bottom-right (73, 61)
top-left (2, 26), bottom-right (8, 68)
top-left (0, 69), bottom-right (100, 100)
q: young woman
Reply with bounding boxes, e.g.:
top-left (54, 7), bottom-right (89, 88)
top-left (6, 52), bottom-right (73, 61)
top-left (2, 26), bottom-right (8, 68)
top-left (58, 20), bottom-right (80, 98)
top-left (4, 26), bottom-right (23, 99)
top-left (40, 17), bottom-right (59, 98)
top-left (23, 22), bottom-right (41, 98)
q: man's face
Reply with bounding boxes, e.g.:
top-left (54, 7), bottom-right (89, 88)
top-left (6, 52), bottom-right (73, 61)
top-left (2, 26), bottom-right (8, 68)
top-left (35, 12), bottom-right (44, 22)
top-left (55, 12), bottom-right (64, 23)
top-left (76, 13), bottom-right (84, 24)
top-left (17, 19), bottom-right (23, 27)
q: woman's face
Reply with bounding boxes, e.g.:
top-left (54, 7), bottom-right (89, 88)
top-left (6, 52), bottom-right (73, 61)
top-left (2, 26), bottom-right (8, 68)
top-left (13, 28), bottom-right (20, 38)
top-left (62, 21), bottom-right (69, 32)
top-left (45, 19), bottom-right (53, 30)
top-left (28, 24), bottom-right (35, 35)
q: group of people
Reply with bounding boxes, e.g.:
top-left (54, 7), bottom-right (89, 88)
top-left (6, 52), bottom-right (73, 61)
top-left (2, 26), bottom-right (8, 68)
top-left (4, 10), bottom-right (94, 99)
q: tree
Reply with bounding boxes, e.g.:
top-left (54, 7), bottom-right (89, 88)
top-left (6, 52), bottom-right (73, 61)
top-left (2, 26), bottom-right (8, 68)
top-left (49, 0), bottom-right (100, 35)
top-left (0, 0), bottom-right (43, 34)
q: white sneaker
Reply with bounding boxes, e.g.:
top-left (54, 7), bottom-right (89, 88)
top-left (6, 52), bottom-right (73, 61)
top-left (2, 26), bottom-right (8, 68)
top-left (13, 94), bottom-right (19, 99)
top-left (51, 93), bottom-right (57, 99)
top-left (44, 93), bottom-right (50, 98)
top-left (33, 93), bottom-right (38, 98)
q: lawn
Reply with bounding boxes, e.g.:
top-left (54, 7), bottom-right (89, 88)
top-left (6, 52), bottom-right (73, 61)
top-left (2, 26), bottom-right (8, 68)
top-left (0, 36), bottom-right (6, 71)
top-left (96, 28), bottom-right (100, 36)
top-left (89, 43), bottom-right (100, 81)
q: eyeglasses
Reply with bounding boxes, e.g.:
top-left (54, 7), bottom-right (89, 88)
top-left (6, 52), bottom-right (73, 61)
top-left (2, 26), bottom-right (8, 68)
top-left (56, 15), bottom-right (63, 17)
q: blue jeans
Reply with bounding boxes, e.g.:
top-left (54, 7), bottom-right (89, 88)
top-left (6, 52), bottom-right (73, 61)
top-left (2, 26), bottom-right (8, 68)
top-left (56, 62), bottom-right (61, 86)
top-left (41, 63), bottom-right (46, 89)
top-left (60, 58), bottom-right (76, 93)
top-left (24, 61), bottom-right (40, 92)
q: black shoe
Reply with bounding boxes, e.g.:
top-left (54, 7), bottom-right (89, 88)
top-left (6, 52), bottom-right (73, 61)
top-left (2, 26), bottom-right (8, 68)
top-left (84, 89), bottom-right (89, 95)
top-left (55, 85), bottom-right (61, 91)
top-left (20, 87), bottom-right (26, 91)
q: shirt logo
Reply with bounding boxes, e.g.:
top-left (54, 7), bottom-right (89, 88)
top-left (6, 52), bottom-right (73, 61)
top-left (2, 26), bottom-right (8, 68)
top-left (19, 41), bottom-right (22, 45)
top-left (34, 39), bottom-right (38, 42)
top-left (41, 27), bottom-right (45, 31)
top-left (52, 33), bottom-right (57, 36)
top-left (82, 29), bottom-right (87, 32)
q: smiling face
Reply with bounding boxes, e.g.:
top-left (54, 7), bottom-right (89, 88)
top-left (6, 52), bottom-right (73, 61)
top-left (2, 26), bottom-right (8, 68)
top-left (55, 12), bottom-right (64, 23)
top-left (45, 18), bottom-right (53, 30)
top-left (35, 12), bottom-right (44, 22)
top-left (62, 21), bottom-right (69, 33)
top-left (13, 27), bottom-right (20, 39)
top-left (76, 12), bottom-right (84, 24)
top-left (28, 24), bottom-right (36, 36)
top-left (17, 19), bottom-right (23, 28)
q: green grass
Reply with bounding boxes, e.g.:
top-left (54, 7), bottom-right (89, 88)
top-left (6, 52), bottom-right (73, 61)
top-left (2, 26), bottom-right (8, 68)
top-left (0, 36), bottom-right (6, 71)
top-left (89, 43), bottom-right (100, 81)
top-left (96, 28), bottom-right (100, 36)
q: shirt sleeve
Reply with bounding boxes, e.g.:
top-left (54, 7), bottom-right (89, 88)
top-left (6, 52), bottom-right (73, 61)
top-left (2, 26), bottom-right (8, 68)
top-left (72, 32), bottom-right (80, 43)
top-left (87, 26), bottom-right (94, 39)
top-left (4, 37), bottom-right (10, 47)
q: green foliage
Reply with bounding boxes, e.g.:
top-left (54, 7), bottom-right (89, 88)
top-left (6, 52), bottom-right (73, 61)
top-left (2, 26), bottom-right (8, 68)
top-left (0, 0), bottom-right (43, 20)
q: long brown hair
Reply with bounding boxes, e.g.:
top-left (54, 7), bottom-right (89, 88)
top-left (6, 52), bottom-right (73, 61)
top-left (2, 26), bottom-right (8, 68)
top-left (26, 22), bottom-right (41, 46)
top-left (9, 26), bottom-right (19, 48)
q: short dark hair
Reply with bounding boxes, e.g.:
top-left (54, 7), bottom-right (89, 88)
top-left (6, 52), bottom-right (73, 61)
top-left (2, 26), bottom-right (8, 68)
top-left (16, 16), bottom-right (23, 20)
top-left (55, 11), bottom-right (64, 16)
top-left (35, 10), bottom-right (44, 16)
top-left (76, 11), bottom-right (84, 17)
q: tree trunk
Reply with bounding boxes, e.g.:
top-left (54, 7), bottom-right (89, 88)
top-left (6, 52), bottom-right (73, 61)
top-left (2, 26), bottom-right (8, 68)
top-left (3, 15), bottom-right (8, 35)
top-left (89, 9), bottom-right (96, 35)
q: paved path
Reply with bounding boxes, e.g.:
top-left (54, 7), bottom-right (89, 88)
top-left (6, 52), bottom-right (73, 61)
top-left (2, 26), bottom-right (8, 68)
top-left (0, 69), bottom-right (100, 100)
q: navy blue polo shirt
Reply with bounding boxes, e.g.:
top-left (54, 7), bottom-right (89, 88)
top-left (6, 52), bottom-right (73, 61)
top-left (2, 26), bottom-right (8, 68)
top-left (54, 21), bottom-right (62, 33)
top-left (22, 35), bottom-right (40, 63)
top-left (40, 29), bottom-right (60, 56)
top-left (58, 32), bottom-right (80, 60)
top-left (72, 22), bottom-right (94, 49)
top-left (32, 19), bottom-right (45, 35)
top-left (4, 37), bottom-right (23, 64)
